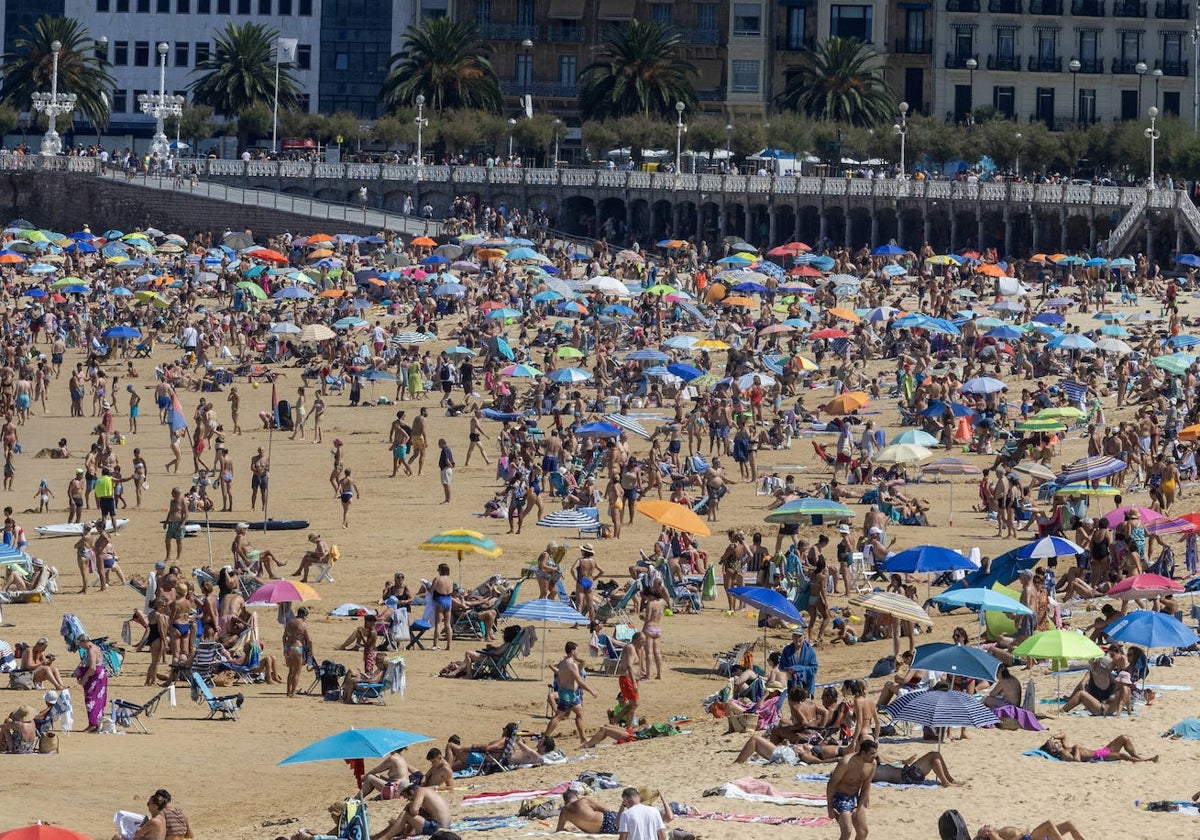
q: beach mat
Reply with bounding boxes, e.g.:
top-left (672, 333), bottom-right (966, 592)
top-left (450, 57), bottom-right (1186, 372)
top-left (451, 817), bottom-right (529, 832)
top-left (1135, 801), bottom-right (1200, 816)
top-left (794, 772), bottom-right (937, 790)
top-left (671, 803), bottom-right (831, 828)
top-left (461, 783), bottom-right (569, 807)
top-left (713, 778), bottom-right (827, 807)
top-left (1022, 749), bottom-right (1062, 761)
top-left (1166, 718), bottom-right (1200, 739)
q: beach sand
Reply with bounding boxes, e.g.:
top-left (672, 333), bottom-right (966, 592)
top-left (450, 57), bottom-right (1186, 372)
top-left (1, 310), bottom-right (1198, 840)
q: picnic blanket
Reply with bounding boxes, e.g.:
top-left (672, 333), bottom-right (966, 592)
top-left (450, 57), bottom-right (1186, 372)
top-left (1022, 749), bottom-right (1062, 761)
top-left (714, 778), bottom-right (827, 807)
top-left (794, 772), bottom-right (937, 790)
top-left (450, 817), bottom-right (529, 832)
top-left (670, 803), bottom-right (831, 827)
top-left (461, 783), bottom-right (570, 807)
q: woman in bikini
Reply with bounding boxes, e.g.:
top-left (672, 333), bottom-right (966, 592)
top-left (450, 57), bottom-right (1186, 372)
top-left (282, 606), bottom-right (313, 698)
top-left (1039, 732), bottom-right (1157, 762)
top-left (169, 584), bottom-right (195, 662)
top-left (431, 563), bottom-right (456, 651)
top-left (641, 585), bottom-right (665, 680)
top-left (336, 614), bottom-right (380, 675)
top-left (94, 521), bottom-right (126, 587)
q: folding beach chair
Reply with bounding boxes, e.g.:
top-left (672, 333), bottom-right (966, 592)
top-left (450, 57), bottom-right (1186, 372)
top-left (593, 634), bottom-right (623, 675)
top-left (472, 627), bottom-right (528, 680)
top-left (0, 562), bottom-right (56, 604)
top-left (188, 671), bottom-right (243, 721)
top-left (576, 507), bottom-right (604, 539)
top-left (712, 641), bottom-right (755, 677)
top-left (596, 580), bottom-right (640, 624)
top-left (351, 679), bottom-right (387, 705)
top-left (111, 685), bottom-right (172, 734)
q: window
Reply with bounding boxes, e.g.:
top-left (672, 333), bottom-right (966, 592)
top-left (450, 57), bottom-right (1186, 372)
top-left (198, 0), bottom-right (210, 11)
top-left (157, 0), bottom-right (169, 11)
top-left (113, 41), bottom-right (129, 65)
top-left (732, 3), bottom-right (761, 35)
top-left (259, 0), bottom-right (271, 13)
top-left (652, 3), bottom-right (672, 25)
top-left (237, 0), bottom-right (250, 12)
top-left (134, 41), bottom-right (150, 66)
top-left (905, 8), bottom-right (925, 44)
top-left (137, 0), bottom-right (149, 11)
top-left (696, 3), bottom-right (717, 34)
top-left (954, 28), bottom-right (974, 60)
top-left (993, 85), bottom-right (1015, 117)
top-left (278, 0), bottom-right (291, 11)
top-left (1078, 30), bottom-right (1097, 66)
top-left (517, 0), bottom-right (534, 25)
top-left (731, 59), bottom-right (760, 92)
top-left (515, 53), bottom-right (532, 87)
top-left (1164, 31), bottom-right (1182, 66)
top-left (299, 0), bottom-right (312, 14)
top-left (297, 44), bottom-right (311, 69)
top-left (1120, 88), bottom-right (1139, 118)
top-left (335, 52), bottom-right (348, 70)
top-left (1164, 90), bottom-right (1180, 115)
top-left (174, 42), bottom-right (188, 67)
top-left (559, 55), bottom-right (577, 87)
top-left (1079, 88), bottom-right (1096, 122)
top-left (1121, 30), bottom-right (1140, 62)
top-left (1035, 87), bottom-right (1055, 124)
top-left (195, 42), bottom-right (210, 64)
top-left (785, 7), bottom-right (806, 48)
top-left (113, 90), bottom-right (127, 113)
top-left (475, 0), bottom-right (491, 23)
top-left (97, 0), bottom-right (110, 10)
top-left (116, 0), bottom-right (129, 10)
top-left (95, 41), bottom-right (109, 62)
top-left (830, 5), bottom-right (872, 41)
top-left (177, 0), bottom-right (189, 10)
top-left (298, 94), bottom-right (311, 112)
top-left (996, 28), bottom-right (1014, 59)
top-left (217, 0), bottom-right (230, 11)
top-left (133, 90), bottom-right (146, 110)
top-left (1037, 30), bottom-right (1057, 61)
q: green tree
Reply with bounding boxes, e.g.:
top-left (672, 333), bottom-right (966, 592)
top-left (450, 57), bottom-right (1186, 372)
top-left (0, 15), bottom-right (114, 131)
top-left (166, 104), bottom-right (216, 150)
top-left (686, 115), bottom-right (727, 169)
top-left (235, 104), bottom-right (272, 147)
top-left (315, 111), bottom-right (366, 146)
top-left (512, 114), bottom-right (557, 162)
top-left (190, 22), bottom-right (299, 122)
top-left (371, 114), bottom-right (416, 149)
top-left (380, 18), bottom-right (502, 114)
top-left (729, 122), bottom-right (767, 159)
top-left (766, 113), bottom-right (812, 157)
top-left (276, 108), bottom-right (324, 143)
top-left (776, 37), bottom-right (895, 128)
top-left (579, 20), bottom-right (697, 121)
top-left (581, 120), bottom-right (618, 162)
top-left (0, 106), bottom-right (20, 141)
top-left (904, 114), bottom-right (964, 169)
top-left (612, 113), bottom-right (672, 163)
top-left (1171, 138), bottom-right (1200, 181)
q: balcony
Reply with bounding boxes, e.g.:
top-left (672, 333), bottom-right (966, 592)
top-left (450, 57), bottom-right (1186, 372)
top-left (1029, 0), bottom-right (1063, 10)
top-left (546, 22), bottom-right (585, 41)
top-left (776, 34), bottom-right (815, 51)
top-left (1156, 58), bottom-right (1189, 75)
top-left (1077, 57), bottom-right (1104, 72)
top-left (989, 0), bottom-right (1023, 10)
top-left (680, 27), bottom-right (721, 45)
top-left (1028, 55), bottom-right (1062, 71)
top-left (944, 52), bottom-right (979, 68)
top-left (1112, 0), bottom-right (1146, 14)
top-left (893, 37), bottom-right (933, 53)
top-left (500, 81), bottom-right (580, 97)
top-left (987, 53), bottom-right (1022, 70)
top-left (1156, 0), bottom-right (1189, 15)
top-left (1070, 0), bottom-right (1105, 13)
top-left (946, 0), bottom-right (979, 10)
top-left (1112, 57), bottom-right (1143, 73)
top-left (478, 23), bottom-right (540, 40)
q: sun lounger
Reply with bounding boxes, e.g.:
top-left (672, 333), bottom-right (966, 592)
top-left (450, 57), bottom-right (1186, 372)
top-left (111, 686), bottom-right (172, 734)
top-left (188, 671), bottom-right (243, 721)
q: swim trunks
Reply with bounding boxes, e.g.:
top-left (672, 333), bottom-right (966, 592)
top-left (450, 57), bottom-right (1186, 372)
top-left (900, 763), bottom-right (927, 784)
top-left (831, 792), bottom-right (858, 813)
top-left (420, 819), bottom-right (440, 836)
top-left (393, 444), bottom-right (409, 460)
top-left (251, 474), bottom-right (268, 490)
top-left (165, 521), bottom-right (185, 540)
top-left (600, 811), bottom-right (619, 834)
top-left (15, 395), bottom-right (29, 409)
top-left (556, 686), bottom-right (582, 713)
top-left (618, 675), bottom-right (639, 703)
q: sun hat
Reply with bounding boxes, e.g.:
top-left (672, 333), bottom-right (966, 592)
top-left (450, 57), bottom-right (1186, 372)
top-left (1115, 671), bottom-right (1133, 685)
top-left (43, 690), bottom-right (59, 705)
top-left (14, 704), bottom-right (35, 721)
top-left (580, 543), bottom-right (595, 555)
top-left (838, 524), bottom-right (851, 534)
top-left (869, 526), bottom-right (883, 535)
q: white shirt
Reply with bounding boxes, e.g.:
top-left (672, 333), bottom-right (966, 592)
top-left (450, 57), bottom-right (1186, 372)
top-left (617, 804), bottom-right (663, 840)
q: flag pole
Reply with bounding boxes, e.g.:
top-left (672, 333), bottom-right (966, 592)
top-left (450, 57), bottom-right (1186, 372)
top-left (272, 39), bottom-right (281, 155)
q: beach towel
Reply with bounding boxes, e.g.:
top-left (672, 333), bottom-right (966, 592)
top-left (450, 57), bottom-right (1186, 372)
top-left (113, 810), bottom-right (145, 840)
top-left (384, 657), bottom-right (406, 697)
top-left (450, 817), bottom-right (529, 832)
top-left (461, 783), bottom-right (570, 807)
top-left (670, 804), bottom-right (831, 827)
top-left (1022, 749), bottom-right (1062, 761)
top-left (1135, 800), bottom-right (1200, 816)
top-left (1166, 718), bottom-right (1200, 739)
top-left (991, 703), bottom-right (1047, 731)
top-left (714, 778), bottom-right (827, 807)
top-left (793, 772), bottom-right (938, 790)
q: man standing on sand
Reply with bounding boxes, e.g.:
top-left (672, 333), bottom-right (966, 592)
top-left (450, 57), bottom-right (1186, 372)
top-left (250, 447), bottom-right (269, 511)
top-left (437, 439), bottom-right (454, 504)
top-left (544, 641), bottom-right (597, 743)
top-left (617, 788), bottom-right (668, 840)
top-left (67, 468), bottom-right (85, 524)
top-left (826, 740), bottom-right (876, 840)
top-left (164, 487), bottom-right (188, 563)
top-left (613, 631), bottom-right (643, 726)
top-left (216, 445), bottom-right (234, 512)
top-left (389, 410), bottom-right (413, 478)
top-left (408, 407), bottom-right (429, 475)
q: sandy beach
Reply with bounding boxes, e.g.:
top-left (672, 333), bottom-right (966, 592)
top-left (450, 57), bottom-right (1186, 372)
top-left (2, 275), bottom-right (1199, 840)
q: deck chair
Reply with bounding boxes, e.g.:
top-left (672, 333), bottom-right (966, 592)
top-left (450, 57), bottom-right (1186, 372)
top-left (330, 798), bottom-right (370, 840)
top-left (811, 441), bottom-right (837, 473)
top-left (0, 561), bottom-right (57, 604)
top-left (480, 722), bottom-right (524, 774)
top-left (351, 679), bottom-right (387, 705)
top-left (661, 571), bottom-right (701, 613)
top-left (576, 507), bottom-right (604, 539)
top-left (111, 685), bottom-right (172, 734)
top-left (596, 580), bottom-right (640, 624)
top-left (593, 634), bottom-right (623, 675)
top-left (471, 627), bottom-right (528, 680)
top-left (188, 671), bottom-right (243, 720)
top-left (712, 641), bottom-right (755, 677)
top-left (170, 640), bottom-right (230, 683)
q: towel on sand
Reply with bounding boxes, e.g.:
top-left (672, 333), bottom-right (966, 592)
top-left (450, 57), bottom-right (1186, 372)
top-left (1166, 718), bottom-right (1200, 739)
top-left (715, 778), bottom-right (827, 807)
top-left (794, 772), bottom-right (937, 790)
top-left (450, 817), bottom-right (529, 831)
top-left (1022, 749), bottom-right (1062, 761)
top-left (991, 703), bottom-right (1047, 731)
top-left (671, 803), bottom-right (831, 827)
top-left (461, 783), bottom-right (570, 807)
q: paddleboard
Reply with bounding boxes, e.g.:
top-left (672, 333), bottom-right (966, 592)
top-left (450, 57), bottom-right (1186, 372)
top-left (201, 520), bottom-right (310, 531)
top-left (36, 519), bottom-right (131, 537)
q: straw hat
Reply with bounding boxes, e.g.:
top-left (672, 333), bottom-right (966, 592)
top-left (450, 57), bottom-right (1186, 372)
top-left (14, 704), bottom-right (35, 721)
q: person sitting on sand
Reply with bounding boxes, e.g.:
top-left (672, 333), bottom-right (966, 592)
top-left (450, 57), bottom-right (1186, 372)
top-left (733, 731), bottom-right (846, 765)
top-left (358, 748), bottom-right (414, 800)
top-left (556, 785), bottom-right (621, 835)
top-left (974, 820), bottom-right (1087, 840)
top-left (580, 721), bottom-right (679, 748)
top-left (1, 704), bottom-right (37, 753)
top-left (457, 624), bottom-right (522, 676)
top-left (870, 750), bottom-right (961, 787)
top-left (1060, 657), bottom-right (1123, 716)
top-left (443, 725), bottom-right (555, 772)
top-left (423, 748), bottom-right (454, 790)
top-left (981, 664), bottom-right (1022, 710)
top-left (19, 636), bottom-right (66, 691)
top-left (1040, 732), bottom-right (1157, 763)
top-left (232, 523), bottom-right (285, 579)
top-left (292, 533), bottom-right (331, 583)
top-left (371, 781), bottom-right (451, 840)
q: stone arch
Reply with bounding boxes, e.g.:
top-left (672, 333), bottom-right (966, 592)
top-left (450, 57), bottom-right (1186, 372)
top-left (924, 205), bottom-right (950, 252)
top-left (562, 196), bottom-right (596, 238)
top-left (748, 203), bottom-right (770, 247)
top-left (773, 205), bottom-right (796, 244)
top-left (630, 199), bottom-right (650, 237)
top-left (798, 205), bottom-right (821, 245)
top-left (847, 207), bottom-right (872, 250)
top-left (898, 207), bottom-right (924, 252)
top-left (282, 185), bottom-right (309, 198)
top-left (1065, 214), bottom-right (1091, 253)
top-left (314, 187), bottom-right (341, 203)
top-left (597, 197), bottom-right (626, 239)
top-left (823, 206), bottom-right (846, 247)
top-left (383, 190), bottom-right (413, 213)
top-left (979, 210), bottom-right (1004, 253)
top-left (698, 201), bottom-right (720, 243)
top-left (676, 200), bottom-right (697, 240)
top-left (952, 210), bottom-right (977, 253)
top-left (651, 199), bottom-right (673, 239)
top-left (725, 203), bottom-right (746, 241)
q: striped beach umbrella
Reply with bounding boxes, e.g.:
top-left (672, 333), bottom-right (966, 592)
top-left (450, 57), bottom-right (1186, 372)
top-left (850, 591), bottom-right (930, 627)
top-left (391, 332), bottom-right (435, 345)
top-left (603, 413), bottom-right (652, 440)
top-left (764, 498), bottom-right (856, 525)
top-left (419, 529), bottom-right (502, 583)
top-left (1053, 482), bottom-right (1119, 497)
top-left (875, 443), bottom-right (933, 465)
top-left (537, 509), bottom-right (602, 530)
top-left (1056, 455), bottom-right (1126, 486)
top-left (1146, 516), bottom-right (1198, 537)
top-left (885, 689), bottom-right (998, 733)
top-left (1018, 536), bottom-right (1085, 559)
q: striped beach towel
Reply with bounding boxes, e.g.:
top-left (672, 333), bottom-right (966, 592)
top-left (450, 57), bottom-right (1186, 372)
top-left (461, 783), bottom-right (570, 807)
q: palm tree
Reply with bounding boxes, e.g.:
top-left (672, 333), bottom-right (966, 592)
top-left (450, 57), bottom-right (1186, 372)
top-left (0, 15), bottom-right (114, 131)
top-left (380, 18), bottom-right (502, 113)
top-left (190, 22), bottom-right (299, 117)
top-left (580, 20), bottom-right (697, 121)
top-left (775, 37), bottom-right (895, 128)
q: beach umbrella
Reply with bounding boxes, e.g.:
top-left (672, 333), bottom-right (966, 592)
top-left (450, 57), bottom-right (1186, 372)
top-left (101, 326), bottom-right (141, 340)
top-left (485, 308), bottom-right (522, 320)
top-left (871, 244), bottom-right (906, 256)
top-left (960, 376), bottom-right (1006, 394)
top-left (850, 591), bottom-right (930, 657)
top-left (627, 349), bottom-right (671, 363)
top-left (500, 364), bottom-right (543, 378)
top-left (392, 331), bottom-right (435, 345)
top-left (359, 370), bottom-right (396, 382)
top-left (556, 346), bottom-right (585, 359)
top-left (1018, 536), bottom-right (1085, 559)
top-left (824, 391), bottom-right (870, 414)
top-left (298, 324), bottom-right (335, 343)
top-left (503, 598), bottom-right (591, 677)
top-left (1053, 482), bottom-right (1119, 498)
top-left (662, 335), bottom-right (698, 350)
top-left (602, 413), bottom-right (652, 440)
top-left (1015, 418), bottom-right (1067, 433)
top-left (931, 587), bottom-right (1032, 616)
top-left (272, 286), bottom-right (313, 300)
top-left (666, 363), bottom-right (704, 381)
top-left (269, 322), bottom-right (301, 336)
top-left (883, 545), bottom-right (975, 575)
top-left (985, 326), bottom-right (1023, 340)
top-left (1013, 629), bottom-right (1103, 661)
top-left (0, 826), bottom-right (94, 840)
top-left (728, 586), bottom-right (804, 626)
top-left (875, 443), bottom-right (932, 465)
top-left (537, 509), bottom-right (603, 530)
top-left (1105, 573), bottom-right (1184, 600)
top-left (419, 529), bottom-right (502, 584)
top-left (635, 499), bottom-right (711, 536)
top-left (885, 689), bottom-right (998, 747)
top-left (1105, 610), bottom-right (1198, 650)
top-left (445, 346), bottom-right (476, 359)
top-left (547, 367), bottom-right (592, 384)
top-left (910, 643), bottom-right (1001, 683)
top-left (1011, 462), bottom-right (1056, 483)
top-left (236, 281), bottom-right (268, 300)
top-left (247, 580), bottom-right (321, 605)
top-left (332, 317), bottom-right (368, 330)
top-left (279, 728), bottom-right (432, 783)
top-left (920, 400), bottom-right (974, 419)
top-left (764, 498), bottom-right (855, 524)
top-left (1152, 353), bottom-right (1197, 376)
top-left (576, 421), bottom-right (622, 438)
top-left (809, 328), bottom-right (851, 340)
top-left (1048, 334), bottom-right (1096, 351)
top-left (921, 458), bottom-right (982, 525)
top-left (1056, 455), bottom-right (1125, 486)
top-left (1146, 516), bottom-right (1198, 537)
top-left (1035, 407), bottom-right (1085, 422)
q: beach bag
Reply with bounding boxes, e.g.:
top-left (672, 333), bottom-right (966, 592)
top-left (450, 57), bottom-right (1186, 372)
top-left (518, 798), bottom-right (556, 820)
top-left (869, 656), bottom-right (896, 678)
top-left (938, 809), bottom-right (970, 840)
top-left (727, 712), bottom-right (760, 733)
top-left (1022, 678), bottom-right (1037, 713)
top-left (329, 545), bottom-right (341, 563)
top-left (9, 671), bottom-right (35, 690)
top-left (38, 732), bottom-right (59, 754)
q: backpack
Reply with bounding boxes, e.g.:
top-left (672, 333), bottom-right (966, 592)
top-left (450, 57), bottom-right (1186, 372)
top-left (938, 809), bottom-right (970, 840)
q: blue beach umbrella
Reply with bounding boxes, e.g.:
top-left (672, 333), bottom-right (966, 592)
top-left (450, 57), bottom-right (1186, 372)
top-left (870, 244), bottom-right (906, 256)
top-left (892, 429), bottom-right (939, 446)
top-left (931, 587), bottom-right (1032, 616)
top-left (910, 643), bottom-right (1001, 683)
top-left (279, 729), bottom-right (432, 766)
top-left (666, 362), bottom-right (704, 381)
top-left (576, 421), bottom-right (622, 437)
top-left (101, 326), bottom-right (142, 339)
top-left (1105, 610), bottom-right (1199, 649)
top-left (272, 287), bottom-right (313, 300)
top-left (728, 585), bottom-right (803, 623)
top-left (547, 367), bottom-right (593, 384)
top-left (883, 545), bottom-right (976, 574)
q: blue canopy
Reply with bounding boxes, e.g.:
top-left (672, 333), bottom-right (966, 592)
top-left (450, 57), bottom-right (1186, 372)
top-left (729, 585), bottom-right (802, 623)
top-left (278, 728), bottom-right (432, 765)
top-left (576, 421), bottom-right (621, 437)
top-left (882, 545), bottom-right (976, 574)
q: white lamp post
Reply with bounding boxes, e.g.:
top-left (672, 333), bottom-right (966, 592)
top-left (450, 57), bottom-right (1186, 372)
top-left (1146, 106), bottom-right (1160, 187)
top-left (414, 93), bottom-right (427, 171)
top-left (553, 117), bottom-right (561, 168)
top-left (31, 40), bottom-right (76, 156)
top-left (1069, 58), bottom-right (1081, 126)
top-left (674, 101), bottom-right (686, 182)
top-left (1014, 131), bottom-right (1022, 177)
top-left (508, 117), bottom-right (516, 160)
top-left (965, 57), bottom-right (978, 124)
top-left (893, 101), bottom-right (909, 178)
top-left (138, 42), bottom-right (184, 161)
top-left (1136, 60), bottom-right (1148, 113)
